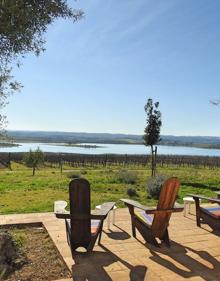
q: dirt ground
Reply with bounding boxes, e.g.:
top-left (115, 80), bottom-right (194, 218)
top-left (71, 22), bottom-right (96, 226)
top-left (2, 225), bottom-right (71, 281)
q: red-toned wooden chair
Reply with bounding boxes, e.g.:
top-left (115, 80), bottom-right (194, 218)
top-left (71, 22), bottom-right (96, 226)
top-left (121, 177), bottom-right (183, 247)
top-left (189, 194), bottom-right (220, 231)
top-left (54, 178), bottom-right (115, 255)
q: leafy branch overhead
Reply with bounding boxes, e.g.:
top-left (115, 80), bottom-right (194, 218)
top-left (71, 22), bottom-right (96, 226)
top-left (0, 0), bottom-right (83, 129)
top-left (0, 0), bottom-right (83, 60)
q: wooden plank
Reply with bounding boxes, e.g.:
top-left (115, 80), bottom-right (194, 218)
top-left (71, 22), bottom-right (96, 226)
top-left (188, 194), bottom-right (220, 204)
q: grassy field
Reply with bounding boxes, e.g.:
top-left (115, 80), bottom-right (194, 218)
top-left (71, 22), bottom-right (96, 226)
top-left (0, 162), bottom-right (220, 214)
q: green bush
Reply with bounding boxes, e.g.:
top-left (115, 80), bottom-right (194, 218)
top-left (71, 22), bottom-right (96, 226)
top-left (146, 175), bottom-right (168, 199)
top-left (117, 169), bottom-right (138, 184)
top-left (127, 187), bottom-right (138, 197)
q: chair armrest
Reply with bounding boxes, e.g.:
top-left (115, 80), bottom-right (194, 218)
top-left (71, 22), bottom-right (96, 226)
top-left (121, 199), bottom-right (183, 214)
top-left (92, 202), bottom-right (115, 220)
top-left (145, 204), bottom-right (183, 214)
top-left (54, 200), bottom-right (70, 219)
top-left (188, 194), bottom-right (220, 204)
top-left (120, 199), bottom-right (149, 211)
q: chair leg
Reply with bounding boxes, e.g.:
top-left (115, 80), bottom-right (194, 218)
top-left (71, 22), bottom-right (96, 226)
top-left (87, 237), bottom-right (97, 252)
top-left (135, 219), bottom-right (160, 247)
top-left (98, 221), bottom-right (104, 245)
top-left (131, 217), bottom-right (136, 238)
top-left (184, 202), bottom-right (187, 217)
top-left (194, 198), bottom-right (201, 227)
top-left (145, 234), bottom-right (160, 247)
top-left (65, 219), bottom-right (71, 246)
top-left (107, 212), bottom-right (111, 229)
top-left (162, 229), bottom-right (170, 247)
top-left (98, 230), bottom-right (102, 245)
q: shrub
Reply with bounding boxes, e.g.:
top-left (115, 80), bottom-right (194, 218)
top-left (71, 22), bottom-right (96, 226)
top-left (146, 175), bottom-right (168, 199)
top-left (127, 187), bottom-right (138, 197)
top-left (117, 169), bottom-right (138, 184)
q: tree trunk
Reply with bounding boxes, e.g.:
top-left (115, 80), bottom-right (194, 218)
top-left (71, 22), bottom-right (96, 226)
top-left (153, 146), bottom-right (157, 177)
top-left (150, 145), bottom-right (157, 177)
top-left (60, 161), bottom-right (63, 174)
top-left (150, 145), bottom-right (154, 177)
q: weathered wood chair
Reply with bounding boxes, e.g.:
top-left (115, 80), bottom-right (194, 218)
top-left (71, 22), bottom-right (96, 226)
top-left (54, 178), bottom-right (115, 254)
top-left (189, 194), bottom-right (220, 231)
top-left (121, 177), bottom-right (183, 247)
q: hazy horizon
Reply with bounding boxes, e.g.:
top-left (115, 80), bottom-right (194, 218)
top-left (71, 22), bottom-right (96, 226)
top-left (5, 129), bottom-right (220, 139)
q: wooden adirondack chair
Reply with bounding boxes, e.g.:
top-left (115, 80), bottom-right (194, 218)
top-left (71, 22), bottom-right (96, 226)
top-left (121, 177), bottom-right (183, 247)
top-left (189, 194), bottom-right (220, 231)
top-left (54, 178), bottom-right (115, 254)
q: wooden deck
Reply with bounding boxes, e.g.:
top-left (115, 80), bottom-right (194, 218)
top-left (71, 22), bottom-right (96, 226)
top-left (1, 207), bottom-right (220, 281)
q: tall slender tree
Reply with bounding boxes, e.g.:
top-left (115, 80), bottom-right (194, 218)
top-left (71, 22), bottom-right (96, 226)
top-left (143, 98), bottom-right (162, 177)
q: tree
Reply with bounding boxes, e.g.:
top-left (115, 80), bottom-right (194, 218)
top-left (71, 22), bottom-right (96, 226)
top-left (143, 98), bottom-right (162, 177)
top-left (24, 147), bottom-right (44, 176)
top-left (0, 0), bottom-right (83, 131)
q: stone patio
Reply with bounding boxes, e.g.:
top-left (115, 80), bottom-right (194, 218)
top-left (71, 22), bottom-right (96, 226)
top-left (1, 208), bottom-right (220, 281)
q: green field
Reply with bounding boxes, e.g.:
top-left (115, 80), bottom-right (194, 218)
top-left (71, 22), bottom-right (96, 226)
top-left (0, 162), bottom-right (220, 214)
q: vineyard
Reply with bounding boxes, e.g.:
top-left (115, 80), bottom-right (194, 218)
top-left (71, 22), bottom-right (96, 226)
top-left (1, 152), bottom-right (220, 168)
top-left (0, 152), bottom-right (220, 214)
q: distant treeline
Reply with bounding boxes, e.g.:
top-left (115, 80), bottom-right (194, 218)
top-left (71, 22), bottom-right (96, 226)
top-left (4, 130), bottom-right (220, 149)
top-left (1, 152), bottom-right (220, 169)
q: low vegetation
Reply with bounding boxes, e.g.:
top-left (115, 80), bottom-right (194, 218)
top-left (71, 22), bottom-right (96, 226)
top-left (127, 187), bottom-right (138, 197)
top-left (0, 162), bottom-right (220, 214)
top-left (117, 169), bottom-right (138, 184)
top-left (146, 174), bottom-right (168, 199)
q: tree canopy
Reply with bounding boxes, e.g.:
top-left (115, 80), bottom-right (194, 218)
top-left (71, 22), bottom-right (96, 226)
top-left (0, 0), bottom-right (83, 130)
top-left (143, 98), bottom-right (162, 177)
top-left (24, 147), bottom-right (44, 175)
top-left (143, 98), bottom-right (162, 147)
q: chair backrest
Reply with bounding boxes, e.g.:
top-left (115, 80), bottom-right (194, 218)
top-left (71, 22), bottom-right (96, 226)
top-left (69, 178), bottom-right (91, 250)
top-left (151, 177), bottom-right (180, 238)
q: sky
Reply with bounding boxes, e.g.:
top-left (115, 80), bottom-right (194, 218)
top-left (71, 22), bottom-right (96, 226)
top-left (5, 0), bottom-right (220, 136)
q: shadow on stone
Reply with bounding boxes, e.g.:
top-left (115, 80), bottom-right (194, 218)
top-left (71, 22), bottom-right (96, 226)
top-left (71, 245), bottom-right (147, 281)
top-left (149, 241), bottom-right (220, 280)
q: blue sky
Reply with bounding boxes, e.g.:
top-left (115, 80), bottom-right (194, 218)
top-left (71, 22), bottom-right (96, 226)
top-left (5, 0), bottom-right (220, 136)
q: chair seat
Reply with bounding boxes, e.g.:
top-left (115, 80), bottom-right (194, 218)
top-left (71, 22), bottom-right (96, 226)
top-left (66, 219), bottom-right (101, 235)
top-left (91, 219), bottom-right (101, 235)
top-left (202, 205), bottom-right (220, 219)
top-left (134, 211), bottom-right (154, 226)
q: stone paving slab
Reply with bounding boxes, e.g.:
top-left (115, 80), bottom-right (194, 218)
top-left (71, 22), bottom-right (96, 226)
top-left (1, 207), bottom-right (220, 281)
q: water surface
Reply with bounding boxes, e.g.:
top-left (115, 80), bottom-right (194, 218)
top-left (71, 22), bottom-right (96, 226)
top-left (0, 142), bottom-right (220, 156)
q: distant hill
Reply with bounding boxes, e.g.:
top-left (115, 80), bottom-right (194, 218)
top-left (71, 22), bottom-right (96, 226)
top-left (4, 130), bottom-right (220, 149)
top-left (6, 130), bottom-right (142, 144)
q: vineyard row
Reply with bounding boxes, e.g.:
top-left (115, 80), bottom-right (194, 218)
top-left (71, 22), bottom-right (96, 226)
top-left (0, 152), bottom-right (220, 168)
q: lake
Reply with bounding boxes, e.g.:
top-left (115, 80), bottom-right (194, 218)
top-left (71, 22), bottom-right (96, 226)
top-left (0, 142), bottom-right (220, 156)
